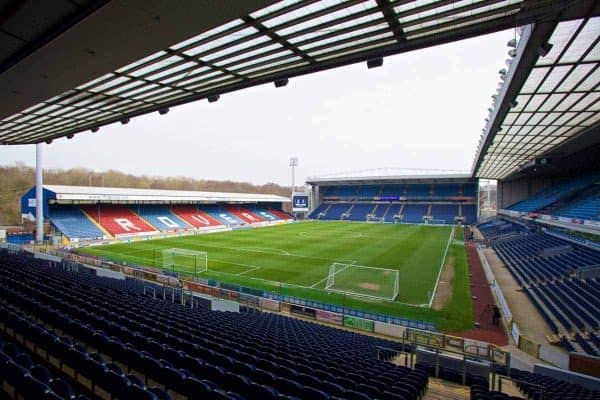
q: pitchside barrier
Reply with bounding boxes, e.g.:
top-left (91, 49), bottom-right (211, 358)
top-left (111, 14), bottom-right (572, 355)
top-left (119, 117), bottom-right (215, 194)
top-left (38, 246), bottom-right (436, 331)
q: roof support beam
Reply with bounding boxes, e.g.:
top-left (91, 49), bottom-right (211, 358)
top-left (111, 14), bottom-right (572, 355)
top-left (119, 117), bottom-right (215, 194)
top-left (242, 15), bottom-right (316, 64)
top-left (376, 0), bottom-right (406, 44)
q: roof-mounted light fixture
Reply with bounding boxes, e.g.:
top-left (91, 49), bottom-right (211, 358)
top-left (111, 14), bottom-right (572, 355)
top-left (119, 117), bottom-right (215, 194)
top-left (207, 94), bottom-right (220, 103)
top-left (158, 108), bottom-right (170, 115)
top-left (274, 78), bottom-right (289, 88)
top-left (537, 42), bottom-right (553, 57)
top-left (90, 127), bottom-right (99, 133)
top-left (120, 117), bottom-right (130, 125)
top-left (367, 57), bottom-right (383, 69)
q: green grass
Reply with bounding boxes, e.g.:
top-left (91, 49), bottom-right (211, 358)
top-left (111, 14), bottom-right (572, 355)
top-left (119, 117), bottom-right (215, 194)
top-left (76, 221), bottom-right (473, 331)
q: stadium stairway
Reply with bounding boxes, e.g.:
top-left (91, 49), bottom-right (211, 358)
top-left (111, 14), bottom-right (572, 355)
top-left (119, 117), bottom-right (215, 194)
top-left (341, 204), bottom-right (355, 220)
top-left (422, 378), bottom-right (469, 400)
top-left (78, 207), bottom-right (114, 239)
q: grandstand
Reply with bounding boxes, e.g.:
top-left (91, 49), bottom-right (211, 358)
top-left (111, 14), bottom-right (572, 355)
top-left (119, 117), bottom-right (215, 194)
top-left (1, 0), bottom-right (600, 399)
top-left (20, 185), bottom-right (291, 242)
top-left (307, 173), bottom-right (478, 225)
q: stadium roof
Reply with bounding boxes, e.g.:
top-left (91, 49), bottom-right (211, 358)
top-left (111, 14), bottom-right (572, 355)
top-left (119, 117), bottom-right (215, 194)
top-left (0, 0), bottom-right (592, 145)
top-left (307, 168), bottom-right (473, 184)
top-left (40, 185), bottom-right (290, 203)
top-left (473, 10), bottom-right (600, 179)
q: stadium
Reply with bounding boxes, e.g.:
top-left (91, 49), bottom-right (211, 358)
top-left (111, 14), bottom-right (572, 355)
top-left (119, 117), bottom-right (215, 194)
top-left (1, 1), bottom-right (600, 400)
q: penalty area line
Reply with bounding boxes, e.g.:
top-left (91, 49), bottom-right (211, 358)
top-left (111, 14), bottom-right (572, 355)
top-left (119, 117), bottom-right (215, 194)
top-left (237, 266), bottom-right (261, 276)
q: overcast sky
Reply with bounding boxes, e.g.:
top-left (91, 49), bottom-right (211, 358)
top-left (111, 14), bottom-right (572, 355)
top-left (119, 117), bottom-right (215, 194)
top-left (0, 30), bottom-right (513, 186)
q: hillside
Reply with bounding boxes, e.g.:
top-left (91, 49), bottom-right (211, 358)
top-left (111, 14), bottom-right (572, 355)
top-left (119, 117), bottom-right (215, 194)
top-left (0, 163), bottom-right (291, 225)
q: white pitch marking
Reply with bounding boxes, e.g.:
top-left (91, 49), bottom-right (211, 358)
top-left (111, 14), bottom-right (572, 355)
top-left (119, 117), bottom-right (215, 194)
top-left (427, 226), bottom-right (455, 308)
top-left (237, 266), bottom-right (261, 276)
top-left (234, 246), bottom-right (290, 255)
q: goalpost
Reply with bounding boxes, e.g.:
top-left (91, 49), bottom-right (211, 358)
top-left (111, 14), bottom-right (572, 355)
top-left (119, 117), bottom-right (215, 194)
top-left (325, 262), bottom-right (399, 301)
top-left (161, 248), bottom-right (207, 277)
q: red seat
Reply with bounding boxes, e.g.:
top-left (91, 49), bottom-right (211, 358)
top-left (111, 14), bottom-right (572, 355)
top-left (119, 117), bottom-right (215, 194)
top-left (268, 209), bottom-right (292, 220)
top-left (171, 205), bottom-right (223, 228)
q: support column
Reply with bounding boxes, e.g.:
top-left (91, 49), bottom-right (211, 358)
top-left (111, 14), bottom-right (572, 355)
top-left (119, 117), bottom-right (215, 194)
top-left (35, 143), bottom-right (44, 244)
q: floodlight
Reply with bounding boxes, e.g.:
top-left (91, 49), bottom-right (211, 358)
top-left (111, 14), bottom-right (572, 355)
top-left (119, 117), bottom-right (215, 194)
top-left (510, 99), bottom-right (518, 108)
top-left (66, 134), bottom-right (74, 139)
top-left (158, 108), bottom-right (170, 115)
top-left (45, 139), bottom-right (53, 144)
top-left (507, 38), bottom-right (517, 48)
top-left (488, 107), bottom-right (493, 113)
top-left (120, 117), bottom-right (130, 125)
top-left (274, 78), bottom-right (289, 88)
top-left (508, 49), bottom-right (517, 57)
top-left (207, 94), bottom-right (220, 103)
top-left (90, 127), bottom-right (99, 133)
top-left (367, 57), bottom-right (383, 69)
top-left (538, 42), bottom-right (553, 57)
top-left (499, 68), bottom-right (507, 75)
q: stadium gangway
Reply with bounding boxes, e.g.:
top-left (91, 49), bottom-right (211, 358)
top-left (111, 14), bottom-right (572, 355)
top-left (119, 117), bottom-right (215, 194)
top-left (142, 284), bottom-right (197, 309)
top-left (376, 338), bottom-right (509, 388)
top-left (496, 375), bottom-right (545, 400)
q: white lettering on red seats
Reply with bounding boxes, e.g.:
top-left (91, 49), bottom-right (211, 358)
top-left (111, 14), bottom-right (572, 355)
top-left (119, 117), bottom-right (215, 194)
top-left (242, 212), bottom-right (258, 221)
top-left (191, 215), bottom-right (211, 225)
top-left (114, 218), bottom-right (141, 232)
top-left (157, 216), bottom-right (180, 228)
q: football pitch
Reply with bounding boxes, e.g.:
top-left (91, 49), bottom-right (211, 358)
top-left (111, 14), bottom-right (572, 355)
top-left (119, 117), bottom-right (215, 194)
top-left (76, 221), bottom-right (473, 331)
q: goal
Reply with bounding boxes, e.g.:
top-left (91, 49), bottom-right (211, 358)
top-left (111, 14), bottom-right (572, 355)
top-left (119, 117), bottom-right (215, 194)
top-left (161, 248), bottom-right (207, 276)
top-left (325, 262), bottom-right (399, 301)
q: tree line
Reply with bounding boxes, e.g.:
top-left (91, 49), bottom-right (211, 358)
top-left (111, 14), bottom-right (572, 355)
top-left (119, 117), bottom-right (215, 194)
top-left (0, 163), bottom-right (292, 225)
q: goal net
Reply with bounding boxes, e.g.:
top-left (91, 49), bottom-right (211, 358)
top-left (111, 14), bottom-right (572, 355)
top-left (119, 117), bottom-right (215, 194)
top-left (325, 262), bottom-right (399, 301)
top-left (161, 248), bottom-right (207, 276)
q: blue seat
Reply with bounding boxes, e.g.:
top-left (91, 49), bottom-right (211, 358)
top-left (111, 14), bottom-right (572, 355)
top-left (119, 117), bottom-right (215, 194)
top-left (274, 377), bottom-right (302, 397)
top-left (50, 378), bottom-right (76, 399)
top-left (345, 390), bottom-right (372, 400)
top-left (128, 384), bottom-right (159, 400)
top-left (247, 383), bottom-right (279, 400)
top-left (20, 375), bottom-right (54, 399)
top-left (300, 386), bottom-right (330, 400)
top-left (30, 364), bottom-right (53, 384)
